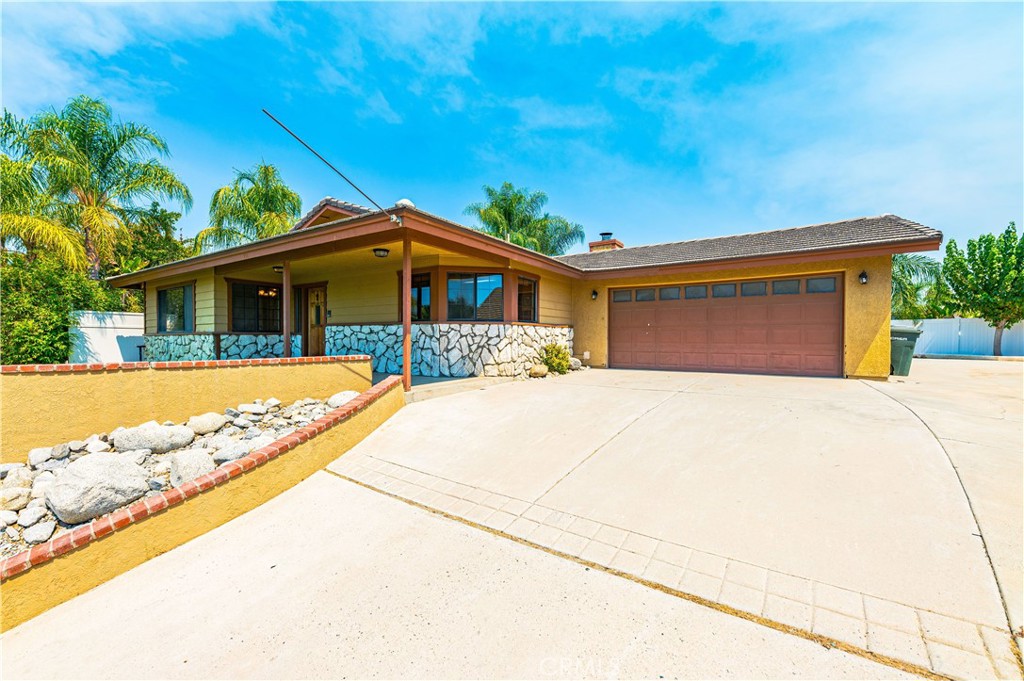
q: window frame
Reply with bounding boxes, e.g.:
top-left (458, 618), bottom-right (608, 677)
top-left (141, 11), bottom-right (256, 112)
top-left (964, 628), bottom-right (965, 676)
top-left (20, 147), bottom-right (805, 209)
top-left (772, 279), bottom-right (801, 295)
top-left (806, 276), bottom-right (838, 294)
top-left (226, 279), bottom-right (284, 333)
top-left (635, 288), bottom-right (656, 302)
top-left (612, 289), bottom-right (632, 303)
top-left (684, 285), bottom-right (708, 300)
top-left (155, 281), bottom-right (196, 334)
top-left (446, 272), bottom-right (505, 322)
top-left (711, 283), bottom-right (737, 298)
top-left (659, 286), bottom-right (681, 300)
top-left (740, 281), bottom-right (768, 297)
top-left (517, 276), bottom-right (538, 323)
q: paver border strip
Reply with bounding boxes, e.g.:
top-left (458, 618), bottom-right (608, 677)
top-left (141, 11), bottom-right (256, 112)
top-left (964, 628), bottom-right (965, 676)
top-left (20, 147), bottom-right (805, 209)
top-left (0, 375), bottom-right (403, 582)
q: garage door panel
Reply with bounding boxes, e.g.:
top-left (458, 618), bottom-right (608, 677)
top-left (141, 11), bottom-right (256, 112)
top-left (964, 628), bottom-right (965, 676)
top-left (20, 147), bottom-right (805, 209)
top-left (609, 275), bottom-right (842, 377)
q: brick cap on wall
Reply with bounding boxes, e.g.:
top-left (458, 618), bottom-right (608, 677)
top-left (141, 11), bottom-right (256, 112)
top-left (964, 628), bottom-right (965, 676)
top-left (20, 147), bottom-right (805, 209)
top-left (0, 355), bottom-right (372, 374)
top-left (0, 375), bottom-right (402, 581)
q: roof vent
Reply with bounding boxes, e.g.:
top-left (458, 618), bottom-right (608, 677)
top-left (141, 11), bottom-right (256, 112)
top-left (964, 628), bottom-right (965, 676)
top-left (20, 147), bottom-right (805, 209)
top-left (589, 232), bottom-right (625, 253)
top-left (396, 198), bottom-right (415, 208)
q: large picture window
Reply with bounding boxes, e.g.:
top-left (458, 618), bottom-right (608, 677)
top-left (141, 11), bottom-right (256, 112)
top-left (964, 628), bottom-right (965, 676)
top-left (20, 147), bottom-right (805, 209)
top-left (231, 282), bottom-right (282, 332)
top-left (447, 273), bottom-right (504, 321)
top-left (410, 273), bottom-right (431, 321)
top-left (157, 284), bottom-right (194, 333)
top-left (517, 277), bottom-right (537, 323)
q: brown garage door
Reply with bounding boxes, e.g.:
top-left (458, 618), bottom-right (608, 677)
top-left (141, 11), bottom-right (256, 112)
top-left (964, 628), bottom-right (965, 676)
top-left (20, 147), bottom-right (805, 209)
top-left (608, 275), bottom-right (843, 377)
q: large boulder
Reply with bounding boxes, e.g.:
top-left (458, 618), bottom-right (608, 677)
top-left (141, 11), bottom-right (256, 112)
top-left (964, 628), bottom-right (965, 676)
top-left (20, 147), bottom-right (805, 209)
top-left (327, 390), bottom-right (360, 409)
top-left (186, 412), bottom-right (228, 435)
top-left (169, 450), bottom-right (215, 487)
top-left (112, 424), bottom-right (194, 454)
top-left (46, 455), bottom-right (150, 524)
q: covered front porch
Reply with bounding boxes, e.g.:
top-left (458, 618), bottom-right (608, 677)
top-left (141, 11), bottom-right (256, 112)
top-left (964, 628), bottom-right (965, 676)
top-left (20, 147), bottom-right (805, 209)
top-left (118, 205), bottom-right (576, 389)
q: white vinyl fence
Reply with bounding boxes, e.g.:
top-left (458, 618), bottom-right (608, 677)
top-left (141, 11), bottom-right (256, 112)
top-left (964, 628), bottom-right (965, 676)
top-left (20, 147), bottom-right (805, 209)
top-left (893, 318), bottom-right (1024, 357)
top-left (69, 311), bottom-right (145, 363)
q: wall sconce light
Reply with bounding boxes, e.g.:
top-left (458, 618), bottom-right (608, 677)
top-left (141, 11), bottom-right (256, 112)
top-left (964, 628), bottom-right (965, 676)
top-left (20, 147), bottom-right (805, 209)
top-left (591, 290), bottom-right (598, 300)
top-left (272, 265), bottom-right (284, 274)
top-left (373, 248), bottom-right (390, 258)
top-left (859, 270), bottom-right (869, 285)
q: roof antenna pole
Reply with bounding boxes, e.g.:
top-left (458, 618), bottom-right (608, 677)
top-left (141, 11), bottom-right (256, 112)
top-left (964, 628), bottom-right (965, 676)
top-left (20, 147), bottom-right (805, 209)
top-left (261, 109), bottom-right (402, 226)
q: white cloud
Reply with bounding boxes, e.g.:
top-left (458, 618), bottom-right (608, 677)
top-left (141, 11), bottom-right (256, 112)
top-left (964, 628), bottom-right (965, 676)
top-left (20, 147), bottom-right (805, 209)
top-left (506, 96), bottom-right (612, 132)
top-left (1, 2), bottom-right (272, 115)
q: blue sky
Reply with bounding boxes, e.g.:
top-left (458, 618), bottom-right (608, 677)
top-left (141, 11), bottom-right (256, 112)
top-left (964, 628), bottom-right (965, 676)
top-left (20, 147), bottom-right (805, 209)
top-left (3, 2), bottom-right (1021, 255)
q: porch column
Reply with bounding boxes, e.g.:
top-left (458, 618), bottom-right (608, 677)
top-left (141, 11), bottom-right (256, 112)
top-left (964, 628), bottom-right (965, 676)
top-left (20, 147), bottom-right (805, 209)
top-left (282, 260), bottom-right (292, 358)
top-left (401, 235), bottom-right (412, 390)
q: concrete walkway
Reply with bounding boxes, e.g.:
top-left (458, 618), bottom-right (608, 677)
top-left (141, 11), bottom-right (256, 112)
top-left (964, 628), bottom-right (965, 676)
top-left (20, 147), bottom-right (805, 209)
top-left (330, 365), bottom-right (1021, 679)
top-left (1, 473), bottom-right (907, 680)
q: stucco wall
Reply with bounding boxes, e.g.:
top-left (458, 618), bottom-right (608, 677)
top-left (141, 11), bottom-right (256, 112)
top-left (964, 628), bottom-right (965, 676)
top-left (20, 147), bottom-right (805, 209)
top-left (0, 357), bottom-right (372, 462)
top-left (0, 377), bottom-right (405, 631)
top-left (570, 255), bottom-right (892, 379)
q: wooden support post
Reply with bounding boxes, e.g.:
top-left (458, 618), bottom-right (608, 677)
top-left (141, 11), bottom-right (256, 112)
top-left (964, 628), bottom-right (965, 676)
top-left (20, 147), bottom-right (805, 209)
top-left (282, 260), bottom-right (292, 358)
top-left (402, 234), bottom-right (412, 391)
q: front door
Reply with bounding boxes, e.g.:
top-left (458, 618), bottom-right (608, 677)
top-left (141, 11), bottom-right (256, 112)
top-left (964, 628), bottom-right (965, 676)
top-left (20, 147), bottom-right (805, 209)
top-left (306, 286), bottom-right (327, 356)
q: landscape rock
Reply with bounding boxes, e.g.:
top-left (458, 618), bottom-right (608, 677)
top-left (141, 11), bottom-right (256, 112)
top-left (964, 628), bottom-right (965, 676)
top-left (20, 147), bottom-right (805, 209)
top-left (0, 463), bottom-right (25, 479)
top-left (35, 458), bottom-right (69, 472)
top-left (569, 357), bottom-right (583, 370)
top-left (327, 390), bottom-right (360, 408)
top-left (31, 471), bottom-right (55, 498)
top-left (112, 424), bottom-right (194, 454)
top-left (187, 412), bottom-right (228, 435)
top-left (225, 407), bottom-right (241, 418)
top-left (147, 478), bottom-right (165, 491)
top-left (0, 488), bottom-right (32, 512)
top-left (169, 450), bottom-right (215, 487)
top-left (50, 443), bottom-right (72, 460)
top-left (6, 527), bottom-right (19, 541)
top-left (46, 455), bottom-right (150, 524)
top-left (238, 403), bottom-right (267, 415)
top-left (28, 447), bottom-right (52, 467)
top-left (247, 435), bottom-right (275, 452)
top-left (233, 417), bottom-right (254, 429)
top-left (84, 440), bottom-right (112, 453)
top-left (17, 506), bottom-right (48, 527)
top-left (213, 442), bottom-right (251, 463)
top-left (67, 440), bottom-right (88, 452)
top-left (23, 521), bottom-right (55, 545)
top-left (264, 397), bottom-right (281, 408)
top-left (529, 364), bottom-right (549, 378)
top-left (0, 510), bottom-right (18, 526)
top-left (4, 466), bottom-right (35, 489)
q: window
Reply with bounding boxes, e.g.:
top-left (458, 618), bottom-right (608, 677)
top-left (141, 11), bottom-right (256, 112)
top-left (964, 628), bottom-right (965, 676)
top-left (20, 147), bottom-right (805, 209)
top-left (712, 283), bottom-right (737, 298)
top-left (410, 273), bottom-right (431, 321)
top-left (230, 282), bottom-right (282, 332)
top-left (772, 279), bottom-right (800, 295)
top-left (741, 282), bottom-right (767, 296)
top-left (659, 287), bottom-right (680, 300)
top-left (157, 284), bottom-right (194, 333)
top-left (807, 276), bottom-right (837, 293)
top-left (612, 290), bottom-right (632, 303)
top-left (635, 288), bottom-right (656, 302)
top-left (684, 285), bottom-right (707, 300)
top-left (447, 273), bottom-right (504, 321)
top-left (517, 277), bottom-right (537, 323)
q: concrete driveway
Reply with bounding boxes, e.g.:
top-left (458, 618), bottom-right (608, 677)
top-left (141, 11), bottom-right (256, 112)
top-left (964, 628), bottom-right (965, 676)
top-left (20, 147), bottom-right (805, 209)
top-left (330, 362), bottom-right (1022, 679)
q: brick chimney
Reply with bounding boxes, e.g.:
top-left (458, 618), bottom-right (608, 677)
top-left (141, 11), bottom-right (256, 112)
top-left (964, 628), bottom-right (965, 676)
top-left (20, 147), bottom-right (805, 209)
top-left (589, 231), bottom-right (624, 253)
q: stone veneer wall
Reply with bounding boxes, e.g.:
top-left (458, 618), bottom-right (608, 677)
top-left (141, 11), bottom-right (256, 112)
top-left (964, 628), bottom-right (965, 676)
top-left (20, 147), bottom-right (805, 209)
top-left (325, 323), bottom-right (573, 378)
top-left (143, 334), bottom-right (301, 361)
top-left (219, 334), bottom-right (302, 360)
top-left (144, 334), bottom-right (215, 361)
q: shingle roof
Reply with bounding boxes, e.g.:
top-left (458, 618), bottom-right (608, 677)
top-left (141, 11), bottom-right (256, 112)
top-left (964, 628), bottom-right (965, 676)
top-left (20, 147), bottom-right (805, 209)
top-left (554, 214), bottom-right (942, 271)
top-left (292, 196), bottom-right (373, 231)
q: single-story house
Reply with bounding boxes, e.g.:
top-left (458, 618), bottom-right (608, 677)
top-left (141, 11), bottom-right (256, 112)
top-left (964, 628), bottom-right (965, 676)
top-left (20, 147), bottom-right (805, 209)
top-left (109, 197), bottom-right (942, 388)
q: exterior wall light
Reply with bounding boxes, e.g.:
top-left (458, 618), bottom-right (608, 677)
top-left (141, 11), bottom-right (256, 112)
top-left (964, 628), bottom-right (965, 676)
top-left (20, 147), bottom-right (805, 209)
top-left (373, 248), bottom-right (390, 258)
top-left (272, 265), bottom-right (284, 274)
top-left (859, 271), bottom-right (869, 285)
top-left (591, 289), bottom-right (598, 300)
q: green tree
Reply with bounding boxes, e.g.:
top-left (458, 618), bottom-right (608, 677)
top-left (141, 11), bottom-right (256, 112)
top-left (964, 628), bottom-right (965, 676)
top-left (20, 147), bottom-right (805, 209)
top-left (943, 223), bottom-right (1024, 356)
top-left (3, 96), bottom-right (192, 279)
top-left (1, 252), bottom-right (134, 364)
top-left (112, 201), bottom-right (192, 275)
top-left (195, 162), bottom-right (302, 252)
top-left (891, 253), bottom-right (941, 319)
top-left (464, 182), bottom-right (585, 256)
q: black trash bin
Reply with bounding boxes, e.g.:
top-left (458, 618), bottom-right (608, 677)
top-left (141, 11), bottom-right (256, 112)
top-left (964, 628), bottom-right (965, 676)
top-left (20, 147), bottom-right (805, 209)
top-left (890, 326), bottom-right (923, 376)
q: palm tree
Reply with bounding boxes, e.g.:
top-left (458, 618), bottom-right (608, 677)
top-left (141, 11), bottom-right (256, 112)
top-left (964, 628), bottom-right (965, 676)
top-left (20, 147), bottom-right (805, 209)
top-left (0, 152), bottom-right (84, 268)
top-left (3, 96), bottom-right (192, 279)
top-left (464, 182), bottom-right (585, 256)
top-left (891, 253), bottom-right (942, 319)
top-left (195, 163), bottom-right (302, 252)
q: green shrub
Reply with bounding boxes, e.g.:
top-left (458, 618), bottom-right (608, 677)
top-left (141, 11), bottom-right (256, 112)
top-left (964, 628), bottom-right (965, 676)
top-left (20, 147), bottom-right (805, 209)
top-left (1, 252), bottom-right (139, 364)
top-left (539, 342), bottom-right (571, 374)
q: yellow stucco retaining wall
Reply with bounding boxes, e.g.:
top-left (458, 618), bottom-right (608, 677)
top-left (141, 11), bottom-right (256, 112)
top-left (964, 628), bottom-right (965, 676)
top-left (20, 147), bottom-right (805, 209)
top-left (570, 255), bottom-right (893, 378)
top-left (0, 359), bottom-right (372, 463)
top-left (0, 379), bottom-right (404, 632)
